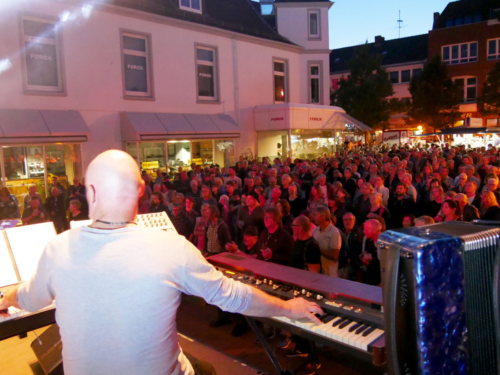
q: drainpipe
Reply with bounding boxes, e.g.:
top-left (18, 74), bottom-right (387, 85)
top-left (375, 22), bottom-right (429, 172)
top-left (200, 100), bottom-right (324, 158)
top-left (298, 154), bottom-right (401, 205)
top-left (232, 36), bottom-right (241, 155)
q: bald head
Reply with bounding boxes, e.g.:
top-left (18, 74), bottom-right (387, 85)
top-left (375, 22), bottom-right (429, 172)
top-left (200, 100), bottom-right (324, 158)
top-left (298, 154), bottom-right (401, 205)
top-left (86, 150), bottom-right (144, 223)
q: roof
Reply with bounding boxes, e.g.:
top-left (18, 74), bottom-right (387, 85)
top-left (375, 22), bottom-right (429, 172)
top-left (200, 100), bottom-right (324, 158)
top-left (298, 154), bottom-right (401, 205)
top-left (110, 0), bottom-right (294, 45)
top-left (433, 0), bottom-right (500, 29)
top-left (330, 34), bottom-right (428, 74)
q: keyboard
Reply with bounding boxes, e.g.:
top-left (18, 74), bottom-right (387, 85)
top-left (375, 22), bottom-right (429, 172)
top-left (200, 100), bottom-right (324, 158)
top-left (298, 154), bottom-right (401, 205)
top-left (0, 303), bottom-right (55, 341)
top-left (207, 253), bottom-right (386, 366)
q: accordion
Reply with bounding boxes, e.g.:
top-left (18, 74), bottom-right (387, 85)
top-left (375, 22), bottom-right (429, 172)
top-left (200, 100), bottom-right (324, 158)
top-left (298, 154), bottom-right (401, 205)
top-left (377, 222), bottom-right (500, 375)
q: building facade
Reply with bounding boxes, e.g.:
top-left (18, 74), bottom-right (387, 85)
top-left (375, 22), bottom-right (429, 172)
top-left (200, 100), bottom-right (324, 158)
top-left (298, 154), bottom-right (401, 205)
top-left (1, 0), bottom-right (365, 209)
top-left (429, 0), bottom-right (500, 127)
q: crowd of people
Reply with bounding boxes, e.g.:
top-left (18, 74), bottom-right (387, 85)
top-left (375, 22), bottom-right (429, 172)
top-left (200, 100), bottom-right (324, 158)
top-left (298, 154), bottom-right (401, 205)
top-left (0, 176), bottom-right (89, 232)
top-left (134, 142), bottom-right (500, 372)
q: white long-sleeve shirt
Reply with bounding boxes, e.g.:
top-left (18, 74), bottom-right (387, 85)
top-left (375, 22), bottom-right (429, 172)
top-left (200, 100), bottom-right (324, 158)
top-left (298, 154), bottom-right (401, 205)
top-left (18, 226), bottom-right (252, 375)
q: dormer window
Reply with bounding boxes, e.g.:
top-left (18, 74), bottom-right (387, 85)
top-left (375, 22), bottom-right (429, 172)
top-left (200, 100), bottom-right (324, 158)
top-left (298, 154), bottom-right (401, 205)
top-left (180, 0), bottom-right (202, 14)
top-left (308, 10), bottom-right (320, 39)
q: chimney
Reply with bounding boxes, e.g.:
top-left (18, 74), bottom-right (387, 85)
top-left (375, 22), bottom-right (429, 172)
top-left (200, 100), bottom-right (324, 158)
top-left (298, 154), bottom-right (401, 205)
top-left (374, 35), bottom-right (385, 46)
top-left (433, 12), bottom-right (440, 28)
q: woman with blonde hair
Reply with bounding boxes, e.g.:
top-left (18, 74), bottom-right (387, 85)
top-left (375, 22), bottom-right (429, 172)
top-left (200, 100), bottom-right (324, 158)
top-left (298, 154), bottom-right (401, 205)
top-left (480, 191), bottom-right (500, 220)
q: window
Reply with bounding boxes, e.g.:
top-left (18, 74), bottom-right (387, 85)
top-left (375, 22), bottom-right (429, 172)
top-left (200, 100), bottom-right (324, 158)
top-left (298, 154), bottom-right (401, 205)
top-left (274, 60), bottom-right (287, 103)
top-left (446, 19), bottom-right (454, 27)
top-left (261, 3), bottom-right (274, 15)
top-left (21, 15), bottom-right (65, 94)
top-left (196, 46), bottom-right (218, 101)
top-left (389, 71), bottom-right (399, 84)
top-left (488, 38), bottom-right (500, 60)
top-left (308, 10), bottom-right (320, 39)
top-left (455, 18), bottom-right (463, 26)
top-left (465, 16), bottom-right (472, 24)
top-left (454, 77), bottom-right (477, 103)
top-left (412, 68), bottom-right (422, 78)
top-left (309, 64), bottom-right (321, 104)
top-left (401, 70), bottom-right (411, 83)
top-left (442, 42), bottom-right (478, 64)
top-left (179, 0), bottom-right (202, 14)
top-left (121, 31), bottom-right (153, 99)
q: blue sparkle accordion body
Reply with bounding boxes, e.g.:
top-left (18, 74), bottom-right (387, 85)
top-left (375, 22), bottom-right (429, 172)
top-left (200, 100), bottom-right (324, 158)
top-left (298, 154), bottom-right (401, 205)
top-left (378, 222), bottom-right (500, 375)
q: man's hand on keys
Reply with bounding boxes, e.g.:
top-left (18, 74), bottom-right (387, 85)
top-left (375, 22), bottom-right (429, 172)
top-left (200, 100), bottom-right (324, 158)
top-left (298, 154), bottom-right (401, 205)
top-left (285, 297), bottom-right (324, 324)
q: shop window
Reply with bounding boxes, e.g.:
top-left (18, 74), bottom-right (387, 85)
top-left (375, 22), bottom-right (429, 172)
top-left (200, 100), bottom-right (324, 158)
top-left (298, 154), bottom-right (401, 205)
top-left (257, 131), bottom-right (289, 162)
top-left (487, 38), bottom-right (500, 60)
top-left (196, 46), bottom-right (219, 102)
top-left (309, 64), bottom-right (321, 104)
top-left (192, 140), bottom-right (213, 168)
top-left (442, 42), bottom-right (477, 64)
top-left (168, 141), bottom-right (191, 177)
top-left (308, 10), bottom-right (320, 39)
top-left (121, 31), bottom-right (153, 99)
top-left (274, 60), bottom-right (287, 103)
top-left (138, 142), bottom-right (166, 176)
top-left (214, 140), bottom-right (235, 169)
top-left (454, 76), bottom-right (477, 103)
top-left (45, 144), bottom-right (83, 190)
top-left (21, 15), bottom-right (65, 94)
top-left (180, 0), bottom-right (202, 14)
top-left (401, 70), bottom-right (411, 83)
top-left (290, 130), bottom-right (340, 160)
top-left (389, 71), bottom-right (399, 84)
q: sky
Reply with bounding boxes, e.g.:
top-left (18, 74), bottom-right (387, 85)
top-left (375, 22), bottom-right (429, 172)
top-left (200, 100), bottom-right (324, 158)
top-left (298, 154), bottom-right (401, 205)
top-left (328, 0), bottom-right (452, 49)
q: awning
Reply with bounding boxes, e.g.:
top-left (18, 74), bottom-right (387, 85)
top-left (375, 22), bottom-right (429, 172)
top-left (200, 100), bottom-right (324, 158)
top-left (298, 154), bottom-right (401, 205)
top-left (0, 109), bottom-right (91, 144)
top-left (415, 127), bottom-right (500, 137)
top-left (121, 112), bottom-right (240, 141)
top-left (253, 103), bottom-right (371, 132)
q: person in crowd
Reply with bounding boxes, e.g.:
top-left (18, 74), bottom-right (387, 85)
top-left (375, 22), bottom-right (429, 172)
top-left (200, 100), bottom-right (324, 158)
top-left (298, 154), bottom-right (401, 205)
top-left (197, 185), bottom-right (218, 211)
top-left (277, 199), bottom-right (294, 234)
top-left (66, 177), bottom-right (88, 214)
top-left (354, 183), bottom-right (373, 221)
top-left (257, 208), bottom-right (294, 265)
top-left (154, 169), bottom-right (164, 185)
top-left (440, 167), bottom-right (454, 190)
top-left (24, 184), bottom-right (43, 211)
top-left (193, 204), bottom-right (210, 250)
top-left (315, 174), bottom-right (330, 206)
top-left (204, 205), bottom-right (231, 257)
top-left (184, 196), bottom-right (199, 227)
top-left (171, 202), bottom-right (194, 240)
top-left (364, 193), bottom-right (390, 227)
top-left (414, 215), bottom-right (435, 227)
top-left (464, 165), bottom-right (480, 187)
top-left (186, 180), bottom-right (201, 199)
top-left (453, 193), bottom-right (480, 222)
top-left (280, 174), bottom-right (292, 200)
top-left (265, 187), bottom-right (282, 210)
top-left (287, 184), bottom-right (304, 218)
top-left (226, 226), bottom-right (260, 258)
top-left (401, 174), bottom-right (417, 203)
top-left (452, 173), bottom-right (468, 193)
top-left (384, 164), bottom-right (400, 193)
top-left (68, 199), bottom-right (89, 221)
top-left (242, 177), bottom-right (256, 196)
top-left (328, 195), bottom-right (347, 231)
top-left (484, 178), bottom-right (500, 201)
top-left (425, 185), bottom-right (445, 218)
top-left (312, 206), bottom-right (342, 277)
top-left (138, 192), bottom-right (151, 214)
top-left (402, 214), bottom-right (415, 228)
top-left (338, 212), bottom-right (363, 281)
top-left (237, 191), bottom-right (265, 241)
top-left (373, 175), bottom-right (389, 207)
top-left (340, 167), bottom-right (357, 198)
top-left (464, 181), bottom-right (481, 209)
top-left (480, 191), bottom-right (500, 220)
top-left (352, 177), bottom-right (366, 202)
top-left (45, 187), bottom-right (68, 233)
top-left (224, 167), bottom-right (242, 190)
top-left (307, 185), bottom-right (326, 212)
top-left (361, 219), bottom-right (382, 286)
top-left (0, 187), bottom-right (20, 220)
top-left (150, 192), bottom-right (168, 214)
top-left (388, 183), bottom-right (417, 228)
top-left (211, 183), bottom-right (222, 203)
top-left (49, 176), bottom-right (66, 196)
top-left (22, 197), bottom-right (48, 225)
top-left (174, 171), bottom-right (191, 195)
top-left (435, 199), bottom-right (461, 222)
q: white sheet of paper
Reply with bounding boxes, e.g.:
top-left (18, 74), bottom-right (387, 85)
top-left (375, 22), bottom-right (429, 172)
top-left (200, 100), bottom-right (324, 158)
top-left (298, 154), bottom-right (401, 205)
top-left (70, 219), bottom-right (92, 229)
top-left (6, 222), bottom-right (57, 282)
top-left (0, 234), bottom-right (19, 287)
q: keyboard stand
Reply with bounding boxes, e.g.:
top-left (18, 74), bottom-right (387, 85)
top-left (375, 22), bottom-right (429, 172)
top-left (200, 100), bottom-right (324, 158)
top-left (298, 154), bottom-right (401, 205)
top-left (245, 317), bottom-right (293, 375)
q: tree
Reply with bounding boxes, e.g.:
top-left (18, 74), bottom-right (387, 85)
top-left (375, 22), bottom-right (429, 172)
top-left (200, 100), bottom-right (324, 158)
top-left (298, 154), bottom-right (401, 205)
top-left (330, 45), bottom-right (395, 130)
top-left (478, 60), bottom-right (500, 119)
top-left (408, 55), bottom-right (462, 131)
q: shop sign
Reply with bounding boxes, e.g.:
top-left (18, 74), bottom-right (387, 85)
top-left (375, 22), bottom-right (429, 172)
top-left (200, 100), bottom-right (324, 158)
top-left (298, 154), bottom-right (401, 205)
top-left (141, 161), bottom-right (159, 169)
top-left (400, 131), bottom-right (408, 144)
top-left (407, 130), bottom-right (414, 137)
top-left (465, 117), bottom-right (483, 127)
top-left (382, 131), bottom-right (400, 146)
top-left (310, 117), bottom-right (322, 121)
top-left (271, 117), bottom-right (284, 121)
top-left (199, 73), bottom-right (212, 78)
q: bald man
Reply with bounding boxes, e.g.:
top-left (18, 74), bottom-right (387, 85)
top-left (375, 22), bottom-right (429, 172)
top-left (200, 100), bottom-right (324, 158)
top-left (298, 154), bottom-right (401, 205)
top-left (0, 150), bottom-right (322, 375)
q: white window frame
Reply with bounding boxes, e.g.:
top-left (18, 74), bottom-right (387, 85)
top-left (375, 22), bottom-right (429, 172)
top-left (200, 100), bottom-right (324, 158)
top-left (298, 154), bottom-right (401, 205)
top-left (308, 61), bottom-right (322, 104)
top-left (273, 59), bottom-right (288, 104)
top-left (195, 44), bottom-right (219, 103)
top-left (487, 38), bottom-right (500, 60)
top-left (120, 30), bottom-right (154, 100)
top-left (308, 10), bottom-right (321, 40)
top-left (179, 0), bottom-right (202, 14)
top-left (453, 76), bottom-right (477, 103)
top-left (20, 14), bottom-right (65, 95)
top-left (442, 41), bottom-right (478, 64)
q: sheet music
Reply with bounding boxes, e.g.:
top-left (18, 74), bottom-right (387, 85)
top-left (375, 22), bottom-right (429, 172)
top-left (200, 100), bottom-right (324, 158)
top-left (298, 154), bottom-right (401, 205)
top-left (0, 234), bottom-right (18, 287)
top-left (5, 222), bottom-right (57, 282)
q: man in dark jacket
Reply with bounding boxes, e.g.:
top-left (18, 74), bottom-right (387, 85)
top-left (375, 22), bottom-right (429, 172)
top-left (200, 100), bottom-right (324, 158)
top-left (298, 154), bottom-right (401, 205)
top-left (66, 177), bottom-right (87, 215)
top-left (339, 212), bottom-right (364, 281)
top-left (171, 203), bottom-right (194, 239)
top-left (45, 187), bottom-right (68, 233)
top-left (257, 208), bottom-right (294, 265)
top-left (204, 204), bottom-right (231, 256)
top-left (150, 192), bottom-right (169, 214)
top-left (388, 183), bottom-right (417, 229)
